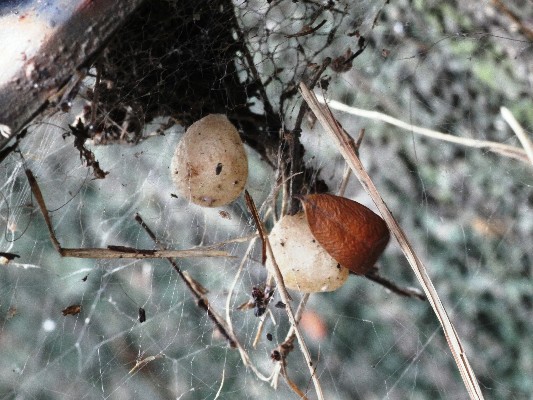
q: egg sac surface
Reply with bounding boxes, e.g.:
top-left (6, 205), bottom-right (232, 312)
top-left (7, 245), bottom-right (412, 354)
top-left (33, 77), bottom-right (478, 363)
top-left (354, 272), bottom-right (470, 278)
top-left (171, 114), bottom-right (248, 207)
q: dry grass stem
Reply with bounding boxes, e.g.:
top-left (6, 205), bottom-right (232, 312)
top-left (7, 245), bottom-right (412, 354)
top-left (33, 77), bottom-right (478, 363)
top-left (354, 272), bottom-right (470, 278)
top-left (60, 247), bottom-right (232, 259)
top-left (318, 97), bottom-right (529, 165)
top-left (300, 83), bottom-right (484, 400)
top-left (225, 238), bottom-right (257, 334)
top-left (500, 106), bottom-right (533, 167)
top-left (270, 293), bottom-right (310, 389)
top-left (245, 191), bottom-right (324, 400)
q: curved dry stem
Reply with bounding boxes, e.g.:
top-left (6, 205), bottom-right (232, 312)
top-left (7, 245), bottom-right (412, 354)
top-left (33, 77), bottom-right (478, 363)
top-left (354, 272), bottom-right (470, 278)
top-left (318, 97), bottom-right (530, 165)
top-left (500, 106), bottom-right (533, 167)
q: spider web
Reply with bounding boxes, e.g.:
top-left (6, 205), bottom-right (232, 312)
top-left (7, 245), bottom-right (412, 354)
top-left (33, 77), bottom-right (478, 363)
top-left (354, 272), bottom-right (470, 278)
top-left (1, 0), bottom-right (532, 399)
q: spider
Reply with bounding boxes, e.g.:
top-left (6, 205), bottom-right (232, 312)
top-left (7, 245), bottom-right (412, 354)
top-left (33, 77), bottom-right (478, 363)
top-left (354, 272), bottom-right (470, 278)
top-left (251, 286), bottom-right (274, 317)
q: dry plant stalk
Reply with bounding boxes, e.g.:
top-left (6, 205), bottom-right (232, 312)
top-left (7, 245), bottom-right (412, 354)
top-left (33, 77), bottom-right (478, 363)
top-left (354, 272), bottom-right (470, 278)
top-left (270, 293), bottom-right (310, 389)
top-left (300, 83), bottom-right (485, 400)
top-left (500, 106), bottom-right (533, 167)
top-left (25, 169), bottom-right (233, 260)
top-left (245, 190), bottom-right (324, 400)
top-left (318, 97), bottom-right (530, 165)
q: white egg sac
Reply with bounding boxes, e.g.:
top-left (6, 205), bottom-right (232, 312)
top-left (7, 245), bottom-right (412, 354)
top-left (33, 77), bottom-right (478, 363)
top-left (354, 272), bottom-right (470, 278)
top-left (266, 212), bottom-right (349, 293)
top-left (171, 114), bottom-right (248, 207)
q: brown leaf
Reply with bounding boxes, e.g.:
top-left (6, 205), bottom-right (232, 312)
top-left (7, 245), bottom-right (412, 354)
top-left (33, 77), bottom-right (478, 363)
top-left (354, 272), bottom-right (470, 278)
top-left (299, 193), bottom-right (389, 274)
top-left (62, 304), bottom-right (82, 316)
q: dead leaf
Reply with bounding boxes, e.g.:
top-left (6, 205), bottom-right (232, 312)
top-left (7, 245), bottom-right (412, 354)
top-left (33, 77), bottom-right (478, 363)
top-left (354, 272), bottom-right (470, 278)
top-left (62, 304), bottom-right (82, 316)
top-left (299, 193), bottom-right (390, 274)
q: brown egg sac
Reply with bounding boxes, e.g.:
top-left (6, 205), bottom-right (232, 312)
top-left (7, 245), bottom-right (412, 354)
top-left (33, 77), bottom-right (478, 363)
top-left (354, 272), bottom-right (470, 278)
top-left (299, 193), bottom-right (390, 275)
top-left (171, 114), bottom-right (248, 207)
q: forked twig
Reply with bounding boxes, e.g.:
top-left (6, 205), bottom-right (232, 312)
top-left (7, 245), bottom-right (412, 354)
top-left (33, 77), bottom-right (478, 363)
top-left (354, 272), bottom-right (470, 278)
top-left (25, 169), bottom-right (278, 382)
top-left (500, 106), bottom-right (533, 167)
top-left (244, 190), bottom-right (324, 400)
top-left (300, 83), bottom-right (485, 400)
top-left (25, 168), bottom-right (232, 260)
top-left (26, 167), bottom-right (238, 346)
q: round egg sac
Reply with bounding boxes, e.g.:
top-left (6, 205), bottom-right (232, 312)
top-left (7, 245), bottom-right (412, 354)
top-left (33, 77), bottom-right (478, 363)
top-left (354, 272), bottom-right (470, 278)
top-left (171, 114), bottom-right (248, 207)
top-left (266, 212), bottom-right (349, 293)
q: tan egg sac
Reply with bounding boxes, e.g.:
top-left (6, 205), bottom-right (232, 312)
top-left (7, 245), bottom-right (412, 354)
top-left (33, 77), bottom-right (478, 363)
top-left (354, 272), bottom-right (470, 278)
top-left (266, 212), bottom-right (349, 293)
top-left (171, 114), bottom-right (248, 207)
top-left (299, 193), bottom-right (390, 275)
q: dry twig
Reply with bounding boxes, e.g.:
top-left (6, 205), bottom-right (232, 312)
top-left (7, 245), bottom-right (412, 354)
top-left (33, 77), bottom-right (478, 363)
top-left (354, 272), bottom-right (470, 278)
top-left (300, 83), bottom-right (485, 400)
top-left (25, 168), bottom-right (232, 260)
top-left (270, 293), bottom-right (310, 389)
top-left (500, 106), bottom-right (533, 167)
top-left (245, 190), bottom-right (324, 400)
top-left (318, 97), bottom-right (529, 165)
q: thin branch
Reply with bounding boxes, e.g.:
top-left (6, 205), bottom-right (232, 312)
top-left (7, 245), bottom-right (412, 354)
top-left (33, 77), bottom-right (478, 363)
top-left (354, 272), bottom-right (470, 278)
top-left (134, 214), bottom-right (237, 348)
top-left (245, 190), bottom-right (324, 400)
top-left (134, 221), bottom-right (277, 383)
top-left (318, 98), bottom-right (530, 165)
top-left (135, 215), bottom-right (275, 382)
top-left (25, 168), bottom-right (233, 260)
top-left (364, 268), bottom-right (426, 301)
top-left (500, 106), bottom-right (533, 167)
top-left (270, 293), bottom-right (310, 389)
top-left (25, 169), bottom-right (62, 253)
top-left (286, 19), bottom-right (327, 38)
top-left (60, 247), bottom-right (232, 259)
top-left (300, 83), bottom-right (485, 400)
